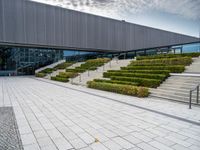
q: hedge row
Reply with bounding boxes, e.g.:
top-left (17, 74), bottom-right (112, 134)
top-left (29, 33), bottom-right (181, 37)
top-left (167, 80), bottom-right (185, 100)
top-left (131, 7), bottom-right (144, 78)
top-left (39, 68), bottom-right (54, 74)
top-left (51, 71), bottom-right (78, 82)
top-left (121, 65), bottom-right (185, 73)
top-left (110, 76), bottom-right (161, 88)
top-left (107, 70), bottom-right (170, 76)
top-left (103, 72), bottom-right (167, 80)
top-left (131, 57), bottom-right (192, 66)
top-left (58, 72), bottom-right (78, 78)
top-left (35, 72), bottom-right (46, 78)
top-left (35, 68), bottom-right (54, 77)
top-left (54, 62), bottom-right (73, 70)
top-left (136, 53), bottom-right (200, 60)
top-left (51, 76), bottom-right (69, 82)
top-left (87, 81), bottom-right (149, 97)
top-left (93, 79), bottom-right (139, 86)
top-left (65, 68), bottom-right (84, 73)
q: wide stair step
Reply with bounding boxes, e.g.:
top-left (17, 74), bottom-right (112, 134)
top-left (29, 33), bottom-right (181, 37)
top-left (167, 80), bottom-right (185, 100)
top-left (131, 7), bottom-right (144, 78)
top-left (150, 56), bottom-right (200, 106)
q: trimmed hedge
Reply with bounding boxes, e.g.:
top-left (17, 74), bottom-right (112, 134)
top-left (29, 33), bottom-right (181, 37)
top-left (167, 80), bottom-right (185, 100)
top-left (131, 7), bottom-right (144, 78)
top-left (93, 79), bottom-right (139, 86)
top-left (51, 76), bottom-right (69, 82)
top-left (58, 72), bottom-right (78, 78)
top-left (136, 53), bottom-right (200, 60)
top-left (65, 69), bottom-right (82, 72)
top-left (131, 57), bottom-right (192, 66)
top-left (87, 81), bottom-right (149, 97)
top-left (35, 73), bottom-right (46, 78)
top-left (110, 76), bottom-right (161, 88)
top-left (103, 72), bottom-right (167, 80)
top-left (39, 68), bottom-right (54, 74)
top-left (107, 70), bottom-right (170, 76)
top-left (54, 62), bottom-right (73, 70)
top-left (121, 65), bottom-right (185, 73)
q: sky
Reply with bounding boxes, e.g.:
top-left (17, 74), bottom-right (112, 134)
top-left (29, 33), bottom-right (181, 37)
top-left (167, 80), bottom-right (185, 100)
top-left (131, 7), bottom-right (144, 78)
top-left (32, 0), bottom-right (200, 38)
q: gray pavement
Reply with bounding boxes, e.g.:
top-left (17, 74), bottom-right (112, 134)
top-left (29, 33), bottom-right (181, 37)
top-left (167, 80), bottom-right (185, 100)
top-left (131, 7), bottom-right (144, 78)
top-left (0, 77), bottom-right (200, 150)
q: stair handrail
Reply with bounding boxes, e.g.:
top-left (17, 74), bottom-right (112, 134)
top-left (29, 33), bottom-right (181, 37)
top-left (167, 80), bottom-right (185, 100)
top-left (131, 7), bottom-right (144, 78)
top-left (189, 83), bottom-right (200, 109)
top-left (75, 59), bottom-right (112, 83)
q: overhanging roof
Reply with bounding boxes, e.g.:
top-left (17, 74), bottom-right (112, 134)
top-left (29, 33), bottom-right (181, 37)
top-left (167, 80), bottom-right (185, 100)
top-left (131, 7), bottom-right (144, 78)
top-left (0, 0), bottom-right (199, 52)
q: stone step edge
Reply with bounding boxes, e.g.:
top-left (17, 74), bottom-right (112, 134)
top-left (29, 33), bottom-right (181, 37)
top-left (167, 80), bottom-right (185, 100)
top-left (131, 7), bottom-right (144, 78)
top-left (150, 94), bottom-right (200, 106)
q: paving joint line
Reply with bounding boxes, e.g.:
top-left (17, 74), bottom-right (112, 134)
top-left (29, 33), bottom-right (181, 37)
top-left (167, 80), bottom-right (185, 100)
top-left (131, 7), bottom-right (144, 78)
top-left (33, 77), bottom-right (200, 126)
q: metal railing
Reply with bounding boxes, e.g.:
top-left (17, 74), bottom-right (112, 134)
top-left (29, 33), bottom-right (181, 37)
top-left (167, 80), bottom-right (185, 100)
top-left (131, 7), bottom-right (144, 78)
top-left (71, 59), bottom-right (113, 84)
top-left (189, 83), bottom-right (200, 109)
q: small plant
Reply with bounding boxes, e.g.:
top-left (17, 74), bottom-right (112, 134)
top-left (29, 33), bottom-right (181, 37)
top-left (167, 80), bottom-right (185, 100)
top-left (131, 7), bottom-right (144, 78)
top-left (35, 73), bottom-right (46, 78)
top-left (137, 87), bottom-right (149, 97)
top-left (58, 72), bottom-right (78, 78)
top-left (51, 76), bottom-right (69, 82)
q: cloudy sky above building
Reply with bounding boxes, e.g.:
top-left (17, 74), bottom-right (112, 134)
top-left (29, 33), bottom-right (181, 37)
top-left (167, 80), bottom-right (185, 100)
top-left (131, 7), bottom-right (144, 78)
top-left (32, 0), bottom-right (200, 37)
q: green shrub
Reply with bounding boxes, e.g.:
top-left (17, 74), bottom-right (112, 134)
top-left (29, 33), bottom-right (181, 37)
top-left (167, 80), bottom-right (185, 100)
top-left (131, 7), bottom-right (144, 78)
top-left (107, 70), bottom-right (170, 76)
top-left (136, 53), bottom-right (200, 60)
top-left (35, 73), bottom-right (46, 78)
top-left (137, 87), bottom-right (149, 97)
top-left (131, 57), bottom-right (192, 66)
top-left (65, 69), bottom-right (80, 72)
top-left (87, 81), bottom-right (149, 97)
top-left (93, 79), bottom-right (139, 86)
top-left (39, 68), bottom-right (54, 74)
top-left (58, 72), bottom-right (78, 78)
top-left (121, 65), bottom-right (185, 73)
top-left (54, 62), bottom-right (73, 70)
top-left (86, 58), bottom-right (110, 64)
top-left (51, 76), bottom-right (69, 82)
top-left (110, 76), bottom-right (161, 88)
top-left (103, 72), bottom-right (167, 80)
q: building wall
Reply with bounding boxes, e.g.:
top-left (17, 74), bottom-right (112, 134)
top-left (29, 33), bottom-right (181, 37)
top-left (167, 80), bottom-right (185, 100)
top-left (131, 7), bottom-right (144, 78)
top-left (0, 0), bottom-right (198, 52)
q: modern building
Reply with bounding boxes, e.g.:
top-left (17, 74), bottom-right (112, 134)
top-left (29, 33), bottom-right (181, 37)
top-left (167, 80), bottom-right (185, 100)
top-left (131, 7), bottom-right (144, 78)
top-left (0, 0), bottom-right (199, 75)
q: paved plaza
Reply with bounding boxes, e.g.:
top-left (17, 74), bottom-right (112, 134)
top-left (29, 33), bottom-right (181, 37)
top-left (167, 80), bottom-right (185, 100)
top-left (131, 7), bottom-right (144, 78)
top-left (0, 77), bottom-right (200, 150)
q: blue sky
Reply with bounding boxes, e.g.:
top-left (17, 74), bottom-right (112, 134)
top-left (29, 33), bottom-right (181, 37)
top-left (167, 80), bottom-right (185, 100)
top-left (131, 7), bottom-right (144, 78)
top-left (33, 0), bottom-right (200, 37)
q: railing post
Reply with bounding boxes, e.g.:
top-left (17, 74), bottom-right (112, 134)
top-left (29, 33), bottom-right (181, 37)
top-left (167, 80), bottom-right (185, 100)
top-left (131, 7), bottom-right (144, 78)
top-left (79, 74), bottom-right (81, 82)
top-left (88, 70), bottom-right (90, 77)
top-left (71, 78), bottom-right (73, 84)
top-left (189, 90), bottom-right (192, 109)
top-left (197, 85), bottom-right (199, 104)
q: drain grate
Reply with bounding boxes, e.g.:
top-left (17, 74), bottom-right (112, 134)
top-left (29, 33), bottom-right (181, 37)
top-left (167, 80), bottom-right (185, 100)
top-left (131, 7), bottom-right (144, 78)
top-left (0, 107), bottom-right (23, 150)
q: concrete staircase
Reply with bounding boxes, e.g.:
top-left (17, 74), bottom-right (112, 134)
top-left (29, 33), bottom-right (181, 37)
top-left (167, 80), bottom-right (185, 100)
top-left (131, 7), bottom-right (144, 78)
top-left (70, 59), bottom-right (132, 86)
top-left (150, 56), bottom-right (200, 105)
top-left (150, 76), bottom-right (200, 104)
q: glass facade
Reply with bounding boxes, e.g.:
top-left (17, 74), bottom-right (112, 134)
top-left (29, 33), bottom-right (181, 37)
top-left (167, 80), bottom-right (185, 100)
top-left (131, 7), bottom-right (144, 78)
top-left (0, 42), bottom-right (199, 76)
top-left (64, 50), bottom-right (112, 62)
top-left (172, 42), bottom-right (200, 54)
top-left (0, 47), bottom-right (63, 76)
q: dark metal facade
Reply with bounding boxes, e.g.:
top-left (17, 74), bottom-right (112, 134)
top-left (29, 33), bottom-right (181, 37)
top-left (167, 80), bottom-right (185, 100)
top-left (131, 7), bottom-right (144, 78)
top-left (0, 0), bottom-right (199, 52)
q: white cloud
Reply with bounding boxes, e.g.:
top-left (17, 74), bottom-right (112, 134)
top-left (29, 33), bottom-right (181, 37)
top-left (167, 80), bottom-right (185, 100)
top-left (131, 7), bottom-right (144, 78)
top-left (31, 0), bottom-right (200, 20)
